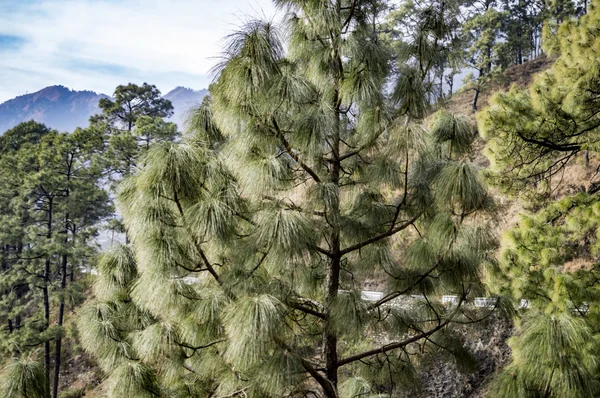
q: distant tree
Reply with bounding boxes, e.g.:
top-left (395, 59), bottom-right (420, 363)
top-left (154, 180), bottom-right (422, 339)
top-left (80, 1), bottom-right (497, 397)
top-left (462, 0), bottom-right (505, 111)
top-left (385, 0), bottom-right (467, 105)
top-left (92, 83), bottom-right (178, 181)
top-left (0, 122), bottom-right (110, 398)
top-left (97, 83), bottom-right (174, 132)
top-left (90, 83), bottom-right (179, 243)
top-left (0, 120), bottom-right (51, 152)
top-left (498, 0), bottom-right (536, 67)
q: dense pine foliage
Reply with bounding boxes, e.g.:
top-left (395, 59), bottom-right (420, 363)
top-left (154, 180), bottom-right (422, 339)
top-left (481, 2), bottom-right (600, 396)
top-left (78, 1), bottom-right (496, 396)
top-left (0, 0), bottom-right (598, 397)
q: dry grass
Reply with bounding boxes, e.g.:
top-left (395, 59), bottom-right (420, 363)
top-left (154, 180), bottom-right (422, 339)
top-left (434, 56), bottom-right (600, 247)
top-left (562, 257), bottom-right (596, 272)
top-left (440, 56), bottom-right (555, 118)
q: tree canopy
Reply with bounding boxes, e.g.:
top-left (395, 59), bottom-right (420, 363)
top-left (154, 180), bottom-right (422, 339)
top-left (79, 1), bottom-right (497, 397)
top-left (480, 1), bottom-right (600, 396)
top-left (0, 121), bottom-right (111, 398)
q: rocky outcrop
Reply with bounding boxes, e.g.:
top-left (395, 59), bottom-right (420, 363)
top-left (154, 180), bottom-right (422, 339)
top-left (416, 315), bottom-right (513, 398)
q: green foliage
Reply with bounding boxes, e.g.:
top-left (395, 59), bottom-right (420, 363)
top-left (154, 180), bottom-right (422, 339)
top-left (0, 356), bottom-right (50, 398)
top-left (384, 0), bottom-right (466, 105)
top-left (480, 7), bottom-right (600, 386)
top-left (0, 121), bottom-right (111, 397)
top-left (482, 185), bottom-right (600, 395)
top-left (490, 311), bottom-right (600, 397)
top-left (479, 0), bottom-right (600, 190)
top-left (93, 82), bottom-right (179, 183)
top-left (97, 83), bottom-right (173, 131)
top-left (80, 2), bottom-right (495, 397)
top-left (430, 109), bottom-right (476, 156)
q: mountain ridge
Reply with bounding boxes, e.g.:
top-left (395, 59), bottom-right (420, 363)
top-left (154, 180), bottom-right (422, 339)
top-left (0, 85), bottom-right (207, 133)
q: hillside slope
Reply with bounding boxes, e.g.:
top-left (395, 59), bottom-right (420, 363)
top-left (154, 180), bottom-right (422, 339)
top-left (0, 86), bottom-right (107, 133)
top-left (0, 85), bottom-right (208, 134)
top-left (163, 86), bottom-right (208, 127)
top-left (444, 56), bottom-right (555, 117)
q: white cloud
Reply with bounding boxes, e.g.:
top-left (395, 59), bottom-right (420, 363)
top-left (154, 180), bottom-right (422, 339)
top-left (0, 0), bottom-right (277, 102)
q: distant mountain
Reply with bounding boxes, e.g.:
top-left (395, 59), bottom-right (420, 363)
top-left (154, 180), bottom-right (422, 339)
top-left (163, 86), bottom-right (208, 127)
top-left (0, 85), bottom-right (108, 133)
top-left (0, 85), bottom-right (209, 134)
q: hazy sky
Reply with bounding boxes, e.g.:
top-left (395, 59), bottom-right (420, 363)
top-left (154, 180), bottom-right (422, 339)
top-left (0, 0), bottom-right (277, 102)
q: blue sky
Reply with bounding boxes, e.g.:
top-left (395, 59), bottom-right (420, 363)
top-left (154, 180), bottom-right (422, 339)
top-left (0, 0), bottom-right (276, 102)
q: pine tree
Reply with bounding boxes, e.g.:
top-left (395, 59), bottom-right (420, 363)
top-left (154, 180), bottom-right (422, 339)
top-left (0, 122), bottom-right (110, 398)
top-left (486, 194), bottom-right (600, 397)
top-left (90, 83), bottom-right (180, 244)
top-left (384, 0), bottom-right (467, 103)
top-left (94, 83), bottom-right (178, 181)
top-left (479, 1), bottom-right (600, 395)
top-left (80, 1), bottom-right (496, 397)
top-left (462, 0), bottom-right (505, 111)
top-left (498, 0), bottom-right (537, 66)
top-left (478, 0), bottom-right (600, 190)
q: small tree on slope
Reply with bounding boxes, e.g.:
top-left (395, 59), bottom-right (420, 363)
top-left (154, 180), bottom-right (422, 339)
top-left (79, 1), bottom-right (497, 397)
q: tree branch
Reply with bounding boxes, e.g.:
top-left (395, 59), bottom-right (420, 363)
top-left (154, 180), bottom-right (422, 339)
top-left (340, 213), bottom-right (421, 256)
top-left (337, 318), bottom-right (450, 367)
top-left (272, 118), bottom-right (321, 183)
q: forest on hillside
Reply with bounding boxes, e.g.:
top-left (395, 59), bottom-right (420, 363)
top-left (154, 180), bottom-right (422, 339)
top-left (0, 0), bottom-right (599, 397)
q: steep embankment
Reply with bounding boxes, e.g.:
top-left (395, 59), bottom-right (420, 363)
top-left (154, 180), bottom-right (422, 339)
top-left (415, 57), bottom-right (557, 398)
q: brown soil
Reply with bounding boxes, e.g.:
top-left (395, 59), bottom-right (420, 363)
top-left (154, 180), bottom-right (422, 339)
top-left (442, 56), bottom-right (555, 118)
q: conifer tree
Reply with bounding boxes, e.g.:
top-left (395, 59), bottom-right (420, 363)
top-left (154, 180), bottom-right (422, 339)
top-left (498, 0), bottom-right (537, 66)
top-left (486, 193), bottom-right (600, 397)
top-left (479, 1), bottom-right (600, 395)
top-left (479, 0), bottom-right (600, 190)
top-left (384, 0), bottom-right (467, 103)
top-left (93, 83), bottom-right (178, 181)
top-left (80, 1), bottom-right (497, 397)
top-left (0, 122), bottom-right (110, 398)
top-left (90, 83), bottom-right (180, 243)
top-left (462, 0), bottom-right (504, 111)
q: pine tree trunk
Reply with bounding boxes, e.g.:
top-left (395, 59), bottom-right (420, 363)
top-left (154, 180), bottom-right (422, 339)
top-left (52, 225), bottom-right (68, 398)
top-left (15, 243), bottom-right (22, 330)
top-left (321, 10), bottom-right (342, 395)
top-left (52, 154), bottom-right (73, 398)
top-left (518, 45), bottom-right (523, 65)
top-left (52, 251), bottom-right (67, 398)
top-left (585, 150), bottom-right (590, 168)
top-left (323, 141), bottom-right (341, 396)
top-left (439, 60), bottom-right (445, 101)
top-left (14, 287), bottom-right (21, 330)
top-left (472, 88), bottom-right (481, 112)
top-left (43, 196), bottom-right (53, 387)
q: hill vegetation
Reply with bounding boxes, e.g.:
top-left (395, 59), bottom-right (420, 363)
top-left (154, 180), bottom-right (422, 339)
top-left (0, 0), bottom-right (598, 397)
